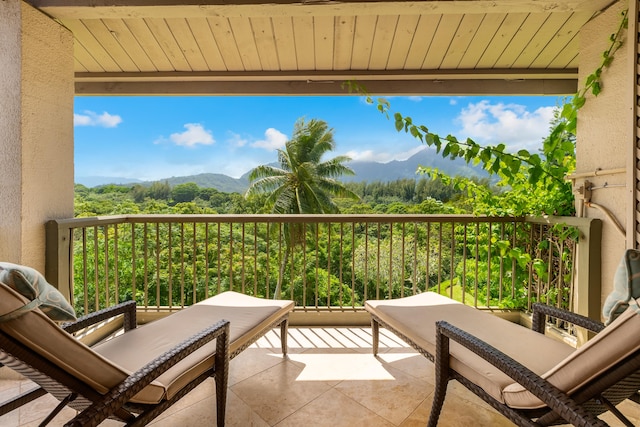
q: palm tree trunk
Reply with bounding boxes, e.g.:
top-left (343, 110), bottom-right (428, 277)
top-left (274, 244), bottom-right (291, 300)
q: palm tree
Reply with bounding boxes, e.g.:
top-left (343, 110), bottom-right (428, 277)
top-left (246, 118), bottom-right (358, 213)
top-left (245, 118), bottom-right (359, 298)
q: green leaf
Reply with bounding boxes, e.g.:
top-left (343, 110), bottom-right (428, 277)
top-left (509, 158), bottom-right (521, 173)
top-left (528, 165), bottom-right (543, 184)
top-left (491, 160), bottom-right (501, 173)
top-left (394, 116), bottom-right (404, 132)
top-left (480, 148), bottom-right (492, 163)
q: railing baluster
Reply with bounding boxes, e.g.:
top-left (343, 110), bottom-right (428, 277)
top-left (499, 222), bottom-right (505, 302)
top-left (93, 225), bottom-right (99, 312)
top-left (351, 221), bottom-right (356, 309)
top-left (241, 222), bottom-right (246, 294)
top-left (48, 214), bottom-right (593, 325)
top-left (437, 222), bottom-right (443, 294)
top-left (114, 224), bottom-right (119, 306)
top-left (180, 222), bottom-right (185, 308)
top-left (400, 222), bottom-right (406, 299)
top-left (192, 222), bottom-right (197, 304)
top-left (228, 223), bottom-right (234, 292)
top-left (143, 223), bottom-right (148, 309)
top-left (462, 223), bottom-right (467, 306)
top-left (253, 222), bottom-right (258, 297)
top-left (474, 222), bottom-right (479, 308)
top-left (486, 222), bottom-right (492, 309)
top-left (327, 223), bottom-right (332, 310)
top-left (82, 228), bottom-right (88, 316)
top-left (449, 222), bottom-right (455, 299)
top-left (155, 223), bottom-right (160, 309)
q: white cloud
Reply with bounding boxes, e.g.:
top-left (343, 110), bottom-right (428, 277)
top-left (226, 132), bottom-right (248, 147)
top-left (345, 145), bottom-right (425, 163)
top-left (455, 101), bottom-right (555, 152)
top-left (407, 96), bottom-right (423, 102)
top-left (74, 111), bottom-right (122, 128)
top-left (251, 128), bottom-right (288, 150)
top-left (169, 123), bottom-right (215, 147)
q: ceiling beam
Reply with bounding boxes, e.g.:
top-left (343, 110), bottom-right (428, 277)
top-left (30, 0), bottom-right (618, 19)
top-left (75, 69), bottom-right (578, 83)
top-left (75, 78), bottom-right (577, 96)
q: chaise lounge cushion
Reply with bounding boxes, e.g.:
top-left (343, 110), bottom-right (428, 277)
top-left (0, 283), bottom-right (293, 405)
top-left (503, 302), bottom-right (640, 409)
top-left (365, 292), bottom-right (575, 405)
top-left (93, 291), bottom-right (294, 403)
top-left (0, 282), bottom-right (129, 395)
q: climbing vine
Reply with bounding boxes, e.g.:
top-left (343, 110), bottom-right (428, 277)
top-left (344, 8), bottom-right (628, 216)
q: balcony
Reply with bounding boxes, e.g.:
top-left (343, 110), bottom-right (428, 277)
top-left (1, 214), bottom-right (606, 426)
top-left (45, 214), bottom-right (602, 322)
top-left (3, 326), bottom-right (640, 426)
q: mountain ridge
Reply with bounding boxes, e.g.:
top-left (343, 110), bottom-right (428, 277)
top-left (76, 147), bottom-right (488, 193)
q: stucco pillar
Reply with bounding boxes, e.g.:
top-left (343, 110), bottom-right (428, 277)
top-left (576, 1), bottom-right (631, 310)
top-left (0, 1), bottom-right (74, 272)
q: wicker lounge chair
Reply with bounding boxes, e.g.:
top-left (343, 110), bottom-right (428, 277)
top-left (0, 266), bottom-right (294, 427)
top-left (365, 292), bottom-right (640, 426)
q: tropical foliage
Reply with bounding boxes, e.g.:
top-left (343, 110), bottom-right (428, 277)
top-left (245, 118), bottom-right (359, 214)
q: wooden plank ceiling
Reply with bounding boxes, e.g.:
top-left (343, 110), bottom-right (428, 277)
top-left (28, 0), bottom-right (619, 96)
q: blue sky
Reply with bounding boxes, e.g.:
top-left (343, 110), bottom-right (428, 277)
top-left (73, 94), bottom-right (565, 181)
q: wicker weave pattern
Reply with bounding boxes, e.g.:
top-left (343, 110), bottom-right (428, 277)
top-left (369, 302), bottom-right (640, 426)
top-left (0, 301), bottom-right (231, 427)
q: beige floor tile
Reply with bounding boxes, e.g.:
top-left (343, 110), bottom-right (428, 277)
top-left (377, 350), bottom-right (435, 382)
top-left (330, 327), bottom-right (377, 352)
top-left (231, 359), bottom-right (334, 425)
top-left (287, 350), bottom-right (394, 383)
top-left (599, 399), bottom-right (640, 426)
top-left (148, 377), bottom-right (217, 424)
top-left (0, 367), bottom-right (26, 382)
top-left (336, 363), bottom-right (433, 425)
top-left (275, 388), bottom-right (395, 427)
top-left (376, 329), bottom-right (414, 352)
top-left (401, 392), bottom-right (516, 427)
top-left (18, 393), bottom-right (75, 426)
top-left (229, 347), bottom-right (287, 386)
top-left (8, 327), bottom-right (637, 427)
top-left (225, 389), bottom-right (270, 427)
top-left (249, 330), bottom-right (295, 354)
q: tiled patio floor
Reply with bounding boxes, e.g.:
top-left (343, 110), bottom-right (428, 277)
top-left (1, 327), bottom-right (639, 426)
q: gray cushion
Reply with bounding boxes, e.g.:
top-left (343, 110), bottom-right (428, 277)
top-left (602, 250), bottom-right (640, 325)
top-left (0, 262), bottom-right (76, 322)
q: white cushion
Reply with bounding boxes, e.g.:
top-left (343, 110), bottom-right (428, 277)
top-left (366, 292), bottom-right (574, 404)
top-left (503, 305), bottom-right (640, 409)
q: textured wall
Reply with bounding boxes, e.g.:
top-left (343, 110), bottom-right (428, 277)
top-left (0, 0), bottom-right (23, 263)
top-left (0, 1), bottom-right (74, 271)
top-left (577, 1), bottom-right (631, 306)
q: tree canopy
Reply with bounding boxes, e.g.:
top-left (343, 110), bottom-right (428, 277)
top-left (245, 118), bottom-right (359, 214)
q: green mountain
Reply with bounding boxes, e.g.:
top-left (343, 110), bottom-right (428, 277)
top-left (343, 147), bottom-right (488, 183)
top-left (76, 147), bottom-right (489, 193)
top-left (161, 173), bottom-right (248, 194)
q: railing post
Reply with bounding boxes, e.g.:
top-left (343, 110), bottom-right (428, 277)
top-left (45, 219), bottom-right (73, 302)
top-left (574, 217), bottom-right (602, 344)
